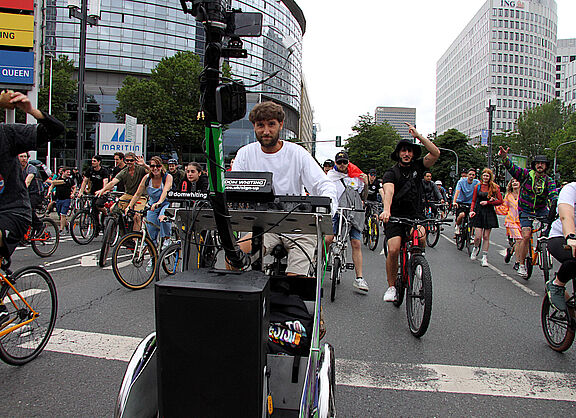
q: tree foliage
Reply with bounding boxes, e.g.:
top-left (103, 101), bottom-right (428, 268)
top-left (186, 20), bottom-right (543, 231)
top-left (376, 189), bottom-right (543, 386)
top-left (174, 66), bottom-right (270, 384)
top-left (115, 51), bottom-right (208, 156)
top-left (37, 55), bottom-right (77, 124)
top-left (345, 114), bottom-right (401, 176)
top-left (550, 110), bottom-right (576, 183)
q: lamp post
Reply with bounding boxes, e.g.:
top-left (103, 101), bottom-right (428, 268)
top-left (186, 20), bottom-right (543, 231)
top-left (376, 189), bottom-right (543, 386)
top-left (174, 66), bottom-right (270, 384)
top-left (438, 146), bottom-right (459, 180)
top-left (553, 139), bottom-right (576, 180)
top-left (68, 0), bottom-right (99, 171)
top-left (486, 89), bottom-right (497, 169)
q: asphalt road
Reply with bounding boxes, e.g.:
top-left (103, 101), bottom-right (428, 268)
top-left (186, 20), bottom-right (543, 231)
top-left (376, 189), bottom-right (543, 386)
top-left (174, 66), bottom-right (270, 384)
top-left (2, 222), bottom-right (576, 417)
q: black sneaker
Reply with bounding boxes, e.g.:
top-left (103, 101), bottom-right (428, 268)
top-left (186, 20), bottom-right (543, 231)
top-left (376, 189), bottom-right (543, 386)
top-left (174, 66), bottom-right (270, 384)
top-left (546, 280), bottom-right (567, 311)
top-left (0, 304), bottom-right (8, 326)
top-left (513, 262), bottom-right (519, 271)
top-left (504, 247), bottom-right (512, 264)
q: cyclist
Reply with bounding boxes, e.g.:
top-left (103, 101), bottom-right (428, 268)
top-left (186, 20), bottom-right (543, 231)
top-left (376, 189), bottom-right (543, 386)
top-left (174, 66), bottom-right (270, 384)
top-left (435, 180), bottom-right (448, 202)
top-left (422, 171), bottom-right (444, 217)
top-left (469, 168), bottom-right (503, 266)
top-left (167, 158), bottom-right (185, 191)
top-left (0, 91), bottom-right (64, 323)
top-left (380, 123), bottom-right (440, 302)
top-left (78, 155), bottom-right (110, 234)
top-left (323, 159), bottom-right (335, 175)
top-left (95, 151), bottom-right (148, 231)
top-left (500, 179), bottom-right (522, 268)
top-left (181, 162), bottom-right (209, 192)
top-left (499, 147), bottom-right (558, 278)
top-left (326, 151), bottom-right (369, 292)
top-left (452, 168), bottom-right (480, 237)
top-left (18, 152), bottom-right (45, 237)
top-left (546, 182), bottom-right (576, 311)
top-left (111, 152), bottom-right (126, 193)
top-left (47, 167), bottom-right (76, 234)
top-left (366, 169), bottom-right (383, 204)
top-left (232, 101), bottom-right (337, 277)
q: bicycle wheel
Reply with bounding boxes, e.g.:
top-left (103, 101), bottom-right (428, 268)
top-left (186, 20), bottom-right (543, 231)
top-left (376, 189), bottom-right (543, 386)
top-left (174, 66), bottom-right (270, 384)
top-left (31, 218), bottom-right (60, 257)
top-left (455, 222), bottom-right (465, 251)
top-left (0, 266), bottom-right (57, 365)
top-left (393, 272), bottom-right (406, 307)
top-left (70, 210), bottom-right (97, 245)
top-left (111, 232), bottom-right (158, 290)
top-left (99, 217), bottom-right (118, 267)
top-left (330, 256), bottom-right (340, 302)
top-left (525, 256), bottom-right (533, 280)
top-left (425, 222), bottom-right (440, 248)
top-left (541, 295), bottom-right (575, 352)
top-left (159, 242), bottom-right (182, 276)
top-left (406, 255), bottom-right (433, 337)
top-left (368, 215), bottom-right (379, 251)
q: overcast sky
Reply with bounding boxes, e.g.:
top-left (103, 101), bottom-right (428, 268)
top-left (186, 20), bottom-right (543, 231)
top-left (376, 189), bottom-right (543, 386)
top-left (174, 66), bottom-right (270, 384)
top-left (296, 0), bottom-right (576, 163)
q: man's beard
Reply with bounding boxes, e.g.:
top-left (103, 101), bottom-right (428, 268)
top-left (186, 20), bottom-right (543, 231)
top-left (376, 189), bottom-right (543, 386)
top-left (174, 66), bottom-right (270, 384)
top-left (257, 132), bottom-right (280, 149)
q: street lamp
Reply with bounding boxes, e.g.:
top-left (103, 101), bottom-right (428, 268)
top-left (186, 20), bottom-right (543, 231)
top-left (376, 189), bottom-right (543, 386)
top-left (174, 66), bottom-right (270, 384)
top-left (486, 88), bottom-right (497, 169)
top-left (553, 139), bottom-right (576, 180)
top-left (68, 0), bottom-right (100, 171)
top-left (437, 146), bottom-right (459, 179)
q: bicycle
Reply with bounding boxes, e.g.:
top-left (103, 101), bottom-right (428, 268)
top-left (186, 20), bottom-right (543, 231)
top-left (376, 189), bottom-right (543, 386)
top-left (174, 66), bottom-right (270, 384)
top-left (99, 192), bottom-right (135, 267)
top-left (0, 259), bottom-right (58, 365)
top-left (21, 217), bottom-right (60, 258)
top-left (389, 216), bottom-right (433, 337)
top-left (541, 279), bottom-right (575, 352)
top-left (70, 195), bottom-right (100, 245)
top-left (424, 202), bottom-right (444, 248)
top-left (523, 216), bottom-right (552, 281)
top-left (363, 201), bottom-right (381, 251)
top-left (328, 207), bottom-right (358, 302)
top-left (454, 203), bottom-right (475, 255)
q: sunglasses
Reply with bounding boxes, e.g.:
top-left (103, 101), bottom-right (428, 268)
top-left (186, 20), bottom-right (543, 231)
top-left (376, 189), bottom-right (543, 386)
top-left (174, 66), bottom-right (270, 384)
top-left (150, 164), bottom-right (162, 168)
top-left (336, 160), bottom-right (348, 165)
top-left (125, 159), bottom-right (135, 162)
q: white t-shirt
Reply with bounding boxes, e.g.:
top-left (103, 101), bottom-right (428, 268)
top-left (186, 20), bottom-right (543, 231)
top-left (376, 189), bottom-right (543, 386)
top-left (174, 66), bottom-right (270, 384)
top-left (233, 140), bottom-right (337, 216)
top-left (549, 182), bottom-right (576, 238)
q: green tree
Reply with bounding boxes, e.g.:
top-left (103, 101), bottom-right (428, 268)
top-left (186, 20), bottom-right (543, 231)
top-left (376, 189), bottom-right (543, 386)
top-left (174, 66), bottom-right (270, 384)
top-left (38, 55), bottom-right (77, 124)
top-left (345, 115), bottom-right (401, 176)
top-left (115, 51), bottom-right (210, 156)
top-left (549, 109), bottom-right (576, 183)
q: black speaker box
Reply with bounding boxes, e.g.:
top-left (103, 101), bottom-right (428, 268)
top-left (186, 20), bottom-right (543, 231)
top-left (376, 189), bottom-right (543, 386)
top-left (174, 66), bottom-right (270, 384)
top-left (155, 269), bottom-right (270, 417)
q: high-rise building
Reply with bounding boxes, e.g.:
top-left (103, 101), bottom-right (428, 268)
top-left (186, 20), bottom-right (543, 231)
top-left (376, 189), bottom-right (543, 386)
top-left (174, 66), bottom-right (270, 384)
top-left (436, 0), bottom-right (558, 139)
top-left (555, 38), bottom-right (576, 99)
top-left (374, 106), bottom-right (416, 140)
top-left (564, 59), bottom-right (576, 108)
top-left (43, 0), bottom-right (308, 166)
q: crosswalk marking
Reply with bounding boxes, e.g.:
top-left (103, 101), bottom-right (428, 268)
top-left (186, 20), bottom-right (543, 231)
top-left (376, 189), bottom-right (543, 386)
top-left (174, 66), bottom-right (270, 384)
top-left (41, 329), bottom-right (576, 402)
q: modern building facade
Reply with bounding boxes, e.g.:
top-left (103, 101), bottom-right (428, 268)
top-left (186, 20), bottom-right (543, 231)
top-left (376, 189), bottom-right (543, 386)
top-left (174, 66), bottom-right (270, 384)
top-left (374, 106), bottom-right (416, 140)
top-left (436, 0), bottom-right (558, 139)
top-left (555, 38), bottom-right (576, 100)
top-left (299, 76), bottom-right (314, 154)
top-left (565, 59), bottom-right (576, 109)
top-left (43, 0), bottom-right (308, 166)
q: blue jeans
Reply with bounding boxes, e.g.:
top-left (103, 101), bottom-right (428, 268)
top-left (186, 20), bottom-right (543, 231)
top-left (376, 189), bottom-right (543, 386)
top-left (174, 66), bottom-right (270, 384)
top-left (146, 202), bottom-right (171, 244)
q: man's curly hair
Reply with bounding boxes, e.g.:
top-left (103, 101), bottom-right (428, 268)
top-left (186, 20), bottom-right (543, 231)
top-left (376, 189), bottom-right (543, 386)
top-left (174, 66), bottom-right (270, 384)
top-left (248, 101), bottom-right (285, 123)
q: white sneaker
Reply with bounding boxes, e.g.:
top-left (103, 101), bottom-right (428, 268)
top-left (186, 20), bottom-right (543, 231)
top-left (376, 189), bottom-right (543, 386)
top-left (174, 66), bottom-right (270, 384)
top-left (470, 247), bottom-right (478, 261)
top-left (383, 286), bottom-right (397, 302)
top-left (481, 255), bottom-right (488, 267)
top-left (353, 277), bottom-right (369, 292)
top-left (161, 238), bottom-right (172, 251)
top-left (517, 264), bottom-right (528, 278)
top-left (454, 225), bottom-right (460, 235)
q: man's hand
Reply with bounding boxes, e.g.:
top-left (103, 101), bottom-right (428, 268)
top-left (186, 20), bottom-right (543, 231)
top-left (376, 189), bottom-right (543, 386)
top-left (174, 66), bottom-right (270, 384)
top-left (567, 238), bottom-right (576, 258)
top-left (379, 209), bottom-right (391, 224)
top-left (498, 146), bottom-right (509, 160)
top-left (136, 156), bottom-right (146, 166)
top-left (95, 189), bottom-right (105, 197)
top-left (124, 206), bottom-right (132, 216)
top-left (405, 122), bottom-right (420, 139)
top-left (361, 173), bottom-right (368, 185)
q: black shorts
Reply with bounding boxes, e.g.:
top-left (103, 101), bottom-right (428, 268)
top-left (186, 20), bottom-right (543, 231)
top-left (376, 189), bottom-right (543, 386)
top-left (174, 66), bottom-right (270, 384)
top-left (384, 221), bottom-right (410, 240)
top-left (456, 204), bottom-right (470, 218)
top-left (0, 212), bottom-right (31, 260)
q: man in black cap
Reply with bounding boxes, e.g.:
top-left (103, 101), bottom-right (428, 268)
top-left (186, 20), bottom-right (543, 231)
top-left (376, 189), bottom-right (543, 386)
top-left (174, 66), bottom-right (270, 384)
top-left (499, 147), bottom-right (558, 278)
top-left (366, 169), bottom-right (383, 203)
top-left (380, 123), bottom-right (440, 302)
top-left (323, 159), bottom-right (334, 174)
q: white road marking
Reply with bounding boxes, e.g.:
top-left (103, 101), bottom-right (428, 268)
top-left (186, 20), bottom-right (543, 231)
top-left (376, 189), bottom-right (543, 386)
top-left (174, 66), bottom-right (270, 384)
top-left (336, 358), bottom-right (576, 402)
top-left (1, 288), bottom-right (45, 302)
top-left (441, 234), bottom-right (539, 297)
top-left (41, 329), bottom-right (576, 402)
top-left (45, 328), bottom-right (142, 362)
top-left (44, 249), bottom-right (100, 266)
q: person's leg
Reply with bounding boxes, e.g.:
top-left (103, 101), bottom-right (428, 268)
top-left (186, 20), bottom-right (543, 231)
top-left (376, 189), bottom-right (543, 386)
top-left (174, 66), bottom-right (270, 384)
top-left (383, 235), bottom-right (401, 302)
top-left (482, 229), bottom-right (491, 252)
top-left (146, 210), bottom-right (159, 245)
top-left (349, 228), bottom-right (363, 278)
top-left (473, 227), bottom-right (483, 248)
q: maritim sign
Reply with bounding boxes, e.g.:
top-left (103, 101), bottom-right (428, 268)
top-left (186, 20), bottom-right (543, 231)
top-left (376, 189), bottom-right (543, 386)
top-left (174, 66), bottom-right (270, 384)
top-left (97, 122), bottom-right (147, 157)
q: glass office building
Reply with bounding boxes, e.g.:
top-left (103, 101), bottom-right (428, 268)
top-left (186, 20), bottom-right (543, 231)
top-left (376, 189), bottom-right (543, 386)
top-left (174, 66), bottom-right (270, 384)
top-left (374, 106), bottom-right (416, 140)
top-left (43, 0), bottom-right (305, 165)
top-left (436, 0), bottom-right (558, 139)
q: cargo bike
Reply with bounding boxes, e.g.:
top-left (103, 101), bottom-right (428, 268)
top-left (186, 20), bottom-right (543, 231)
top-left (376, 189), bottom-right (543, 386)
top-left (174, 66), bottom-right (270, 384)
top-left (114, 193), bottom-right (337, 417)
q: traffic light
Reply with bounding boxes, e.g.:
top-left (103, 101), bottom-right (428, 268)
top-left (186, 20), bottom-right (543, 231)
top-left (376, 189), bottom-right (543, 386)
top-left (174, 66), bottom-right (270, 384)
top-left (336, 135), bottom-right (341, 147)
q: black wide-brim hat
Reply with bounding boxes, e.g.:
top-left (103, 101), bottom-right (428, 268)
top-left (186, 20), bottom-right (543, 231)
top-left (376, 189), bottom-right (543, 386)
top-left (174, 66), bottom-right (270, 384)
top-left (390, 140), bottom-right (421, 162)
top-left (530, 155), bottom-right (550, 170)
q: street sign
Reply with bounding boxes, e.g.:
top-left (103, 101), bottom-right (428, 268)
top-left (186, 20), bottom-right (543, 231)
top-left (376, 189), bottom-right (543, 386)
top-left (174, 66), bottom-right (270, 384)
top-left (0, 13), bottom-right (34, 48)
top-left (0, 50), bottom-right (34, 85)
top-left (0, 0), bottom-right (33, 10)
top-left (98, 123), bottom-right (145, 156)
top-left (125, 114), bottom-right (137, 143)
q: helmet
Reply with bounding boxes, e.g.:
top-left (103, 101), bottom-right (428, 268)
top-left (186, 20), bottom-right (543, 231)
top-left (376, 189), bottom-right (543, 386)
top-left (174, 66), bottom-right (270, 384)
top-left (435, 180), bottom-right (442, 186)
top-left (323, 159), bottom-right (334, 167)
top-left (390, 140), bottom-right (421, 162)
top-left (168, 158), bottom-right (178, 165)
top-left (531, 155), bottom-right (550, 170)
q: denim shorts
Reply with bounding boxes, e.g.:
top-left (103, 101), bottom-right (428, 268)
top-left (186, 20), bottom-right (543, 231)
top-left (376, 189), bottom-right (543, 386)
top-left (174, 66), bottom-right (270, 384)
top-left (55, 199), bottom-right (71, 215)
top-left (332, 214), bottom-right (362, 241)
top-left (519, 208), bottom-right (548, 229)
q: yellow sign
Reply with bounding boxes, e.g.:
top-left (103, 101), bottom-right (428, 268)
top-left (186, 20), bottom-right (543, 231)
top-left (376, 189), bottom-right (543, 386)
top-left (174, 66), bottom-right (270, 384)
top-left (0, 13), bottom-right (34, 48)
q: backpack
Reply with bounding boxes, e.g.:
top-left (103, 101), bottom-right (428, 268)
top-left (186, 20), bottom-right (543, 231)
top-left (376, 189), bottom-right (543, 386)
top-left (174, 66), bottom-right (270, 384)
top-left (267, 291), bottom-right (313, 356)
top-left (338, 179), bottom-right (365, 231)
top-left (29, 159), bottom-right (52, 183)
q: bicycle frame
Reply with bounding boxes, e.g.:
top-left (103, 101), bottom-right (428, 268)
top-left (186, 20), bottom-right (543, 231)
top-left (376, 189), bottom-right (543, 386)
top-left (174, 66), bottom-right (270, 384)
top-left (0, 274), bottom-right (39, 338)
top-left (332, 208), bottom-right (352, 259)
top-left (400, 226), bottom-right (424, 285)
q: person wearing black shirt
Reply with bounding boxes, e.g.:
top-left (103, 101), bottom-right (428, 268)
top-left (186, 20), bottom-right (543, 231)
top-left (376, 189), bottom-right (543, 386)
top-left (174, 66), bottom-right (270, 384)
top-left (366, 169), bottom-right (383, 202)
top-left (0, 91), bottom-right (65, 263)
top-left (79, 155), bottom-right (109, 232)
top-left (380, 123), bottom-right (440, 303)
top-left (180, 162), bottom-right (209, 192)
top-left (422, 171), bottom-right (444, 216)
top-left (51, 167), bottom-right (76, 233)
top-left (111, 152), bottom-right (126, 193)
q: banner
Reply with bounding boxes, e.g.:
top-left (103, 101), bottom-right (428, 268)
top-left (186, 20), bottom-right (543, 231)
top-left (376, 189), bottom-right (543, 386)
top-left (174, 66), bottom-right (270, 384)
top-left (0, 13), bottom-right (34, 48)
top-left (98, 123), bottom-right (145, 156)
top-left (481, 129), bottom-right (489, 146)
top-left (0, 50), bottom-right (34, 84)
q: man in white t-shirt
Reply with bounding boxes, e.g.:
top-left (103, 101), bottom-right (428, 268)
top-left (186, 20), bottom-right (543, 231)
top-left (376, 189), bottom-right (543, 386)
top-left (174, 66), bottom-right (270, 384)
top-left (232, 101), bottom-right (337, 276)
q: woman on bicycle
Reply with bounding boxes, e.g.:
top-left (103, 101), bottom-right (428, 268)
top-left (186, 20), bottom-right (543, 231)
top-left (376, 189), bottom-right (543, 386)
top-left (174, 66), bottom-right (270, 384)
top-left (126, 156), bottom-right (173, 249)
top-left (469, 168), bottom-right (503, 267)
top-left (546, 182), bottom-right (576, 311)
top-left (499, 179), bottom-right (522, 268)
